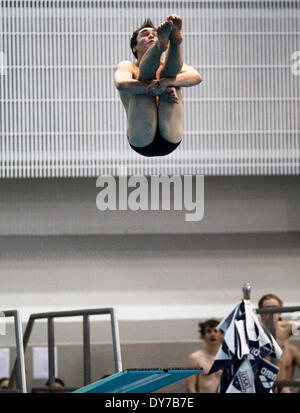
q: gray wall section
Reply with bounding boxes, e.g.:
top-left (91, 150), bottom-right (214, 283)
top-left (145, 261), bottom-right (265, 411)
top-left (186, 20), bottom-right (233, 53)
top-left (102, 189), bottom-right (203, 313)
top-left (0, 231), bottom-right (299, 325)
top-left (0, 176), bottom-right (299, 235)
top-left (4, 340), bottom-right (300, 393)
top-left (0, 176), bottom-right (299, 329)
top-left (25, 342), bottom-right (203, 393)
top-left (0, 176), bottom-right (299, 390)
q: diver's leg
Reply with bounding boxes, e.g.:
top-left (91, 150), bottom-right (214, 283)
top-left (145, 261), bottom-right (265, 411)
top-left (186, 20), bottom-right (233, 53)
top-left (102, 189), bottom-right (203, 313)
top-left (138, 20), bottom-right (173, 81)
top-left (127, 95), bottom-right (157, 147)
top-left (158, 87), bottom-right (183, 144)
top-left (159, 15), bottom-right (183, 78)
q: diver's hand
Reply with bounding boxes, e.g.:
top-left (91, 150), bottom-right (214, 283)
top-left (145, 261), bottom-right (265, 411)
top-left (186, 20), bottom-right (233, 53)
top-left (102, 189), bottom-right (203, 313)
top-left (161, 87), bottom-right (179, 104)
top-left (146, 78), bottom-right (168, 96)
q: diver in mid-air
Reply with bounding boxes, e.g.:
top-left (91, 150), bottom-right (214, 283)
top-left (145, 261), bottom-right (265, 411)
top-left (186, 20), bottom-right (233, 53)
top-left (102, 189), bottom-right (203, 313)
top-left (114, 15), bottom-right (202, 157)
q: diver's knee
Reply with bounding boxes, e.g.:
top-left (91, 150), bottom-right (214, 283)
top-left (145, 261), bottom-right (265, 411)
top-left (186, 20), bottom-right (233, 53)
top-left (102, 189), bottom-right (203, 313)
top-left (160, 131), bottom-right (182, 144)
top-left (159, 124), bottom-right (183, 144)
top-left (127, 126), bottom-right (156, 147)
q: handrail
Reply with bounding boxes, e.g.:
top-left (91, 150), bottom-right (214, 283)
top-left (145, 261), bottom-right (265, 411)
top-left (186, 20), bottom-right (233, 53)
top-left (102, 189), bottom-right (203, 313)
top-left (273, 381), bottom-right (300, 388)
top-left (256, 305), bottom-right (300, 338)
top-left (10, 307), bottom-right (122, 389)
top-left (256, 306), bottom-right (300, 314)
top-left (2, 310), bottom-right (26, 393)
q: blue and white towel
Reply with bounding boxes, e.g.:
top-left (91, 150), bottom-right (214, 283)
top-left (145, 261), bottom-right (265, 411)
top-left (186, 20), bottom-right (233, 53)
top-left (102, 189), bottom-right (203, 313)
top-left (208, 300), bottom-right (282, 393)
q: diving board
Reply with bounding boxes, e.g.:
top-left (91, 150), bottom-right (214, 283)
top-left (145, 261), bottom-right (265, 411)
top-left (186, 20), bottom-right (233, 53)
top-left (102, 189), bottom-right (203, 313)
top-left (73, 368), bottom-right (202, 393)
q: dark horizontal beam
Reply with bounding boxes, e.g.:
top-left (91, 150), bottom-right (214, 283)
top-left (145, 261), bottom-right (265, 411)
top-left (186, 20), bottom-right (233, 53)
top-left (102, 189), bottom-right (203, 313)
top-left (274, 381), bottom-right (300, 388)
top-left (256, 306), bottom-right (300, 314)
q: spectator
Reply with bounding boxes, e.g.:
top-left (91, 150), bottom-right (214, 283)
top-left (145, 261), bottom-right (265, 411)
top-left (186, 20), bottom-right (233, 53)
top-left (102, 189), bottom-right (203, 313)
top-left (0, 377), bottom-right (10, 390)
top-left (258, 293), bottom-right (300, 393)
top-left (186, 319), bottom-right (224, 393)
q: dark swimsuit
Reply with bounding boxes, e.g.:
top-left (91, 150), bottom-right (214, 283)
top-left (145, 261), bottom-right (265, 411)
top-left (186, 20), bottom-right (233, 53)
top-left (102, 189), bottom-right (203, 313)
top-left (128, 129), bottom-right (181, 157)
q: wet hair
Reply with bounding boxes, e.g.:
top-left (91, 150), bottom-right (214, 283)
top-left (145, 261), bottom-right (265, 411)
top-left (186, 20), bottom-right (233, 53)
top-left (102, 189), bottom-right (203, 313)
top-left (198, 319), bottom-right (220, 339)
top-left (130, 18), bottom-right (156, 59)
top-left (258, 293), bottom-right (283, 309)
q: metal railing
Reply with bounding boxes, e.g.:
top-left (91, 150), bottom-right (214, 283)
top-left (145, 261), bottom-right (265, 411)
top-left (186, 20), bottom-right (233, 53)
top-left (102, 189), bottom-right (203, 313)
top-left (256, 305), bottom-right (300, 392)
top-left (256, 305), bottom-right (300, 337)
top-left (1, 310), bottom-right (26, 393)
top-left (10, 308), bottom-right (122, 390)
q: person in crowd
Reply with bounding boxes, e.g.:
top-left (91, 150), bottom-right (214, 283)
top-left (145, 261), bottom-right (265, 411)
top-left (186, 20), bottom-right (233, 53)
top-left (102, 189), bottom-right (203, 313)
top-left (186, 319), bottom-right (224, 393)
top-left (0, 377), bottom-right (10, 390)
top-left (258, 293), bottom-right (300, 393)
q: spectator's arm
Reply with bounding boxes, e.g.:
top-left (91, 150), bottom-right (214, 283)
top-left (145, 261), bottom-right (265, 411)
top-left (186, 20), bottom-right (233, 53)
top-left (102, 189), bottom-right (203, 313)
top-left (291, 345), bottom-right (300, 370)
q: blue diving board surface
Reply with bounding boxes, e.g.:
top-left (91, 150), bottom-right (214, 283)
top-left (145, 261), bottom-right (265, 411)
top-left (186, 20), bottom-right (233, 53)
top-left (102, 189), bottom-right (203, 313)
top-left (73, 368), bottom-right (203, 393)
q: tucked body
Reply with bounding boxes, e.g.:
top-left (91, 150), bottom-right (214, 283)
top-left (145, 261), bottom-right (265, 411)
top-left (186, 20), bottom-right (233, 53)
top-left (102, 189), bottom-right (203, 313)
top-left (114, 16), bottom-right (202, 157)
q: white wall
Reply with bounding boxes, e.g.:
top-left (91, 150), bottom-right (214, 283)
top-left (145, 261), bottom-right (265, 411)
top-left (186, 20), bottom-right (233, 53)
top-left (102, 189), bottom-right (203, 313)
top-left (1, 2), bottom-right (299, 177)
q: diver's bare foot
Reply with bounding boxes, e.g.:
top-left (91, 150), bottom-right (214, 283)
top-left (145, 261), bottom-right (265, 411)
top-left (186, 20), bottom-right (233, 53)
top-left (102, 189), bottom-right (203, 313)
top-left (156, 20), bottom-right (173, 52)
top-left (167, 14), bottom-right (183, 45)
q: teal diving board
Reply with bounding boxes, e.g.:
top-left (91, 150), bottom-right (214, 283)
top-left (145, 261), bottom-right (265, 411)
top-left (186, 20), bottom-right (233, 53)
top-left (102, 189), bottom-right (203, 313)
top-left (73, 368), bottom-right (203, 393)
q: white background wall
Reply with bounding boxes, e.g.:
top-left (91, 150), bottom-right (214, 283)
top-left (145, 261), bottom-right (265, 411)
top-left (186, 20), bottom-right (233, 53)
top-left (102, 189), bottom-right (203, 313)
top-left (1, 1), bottom-right (299, 176)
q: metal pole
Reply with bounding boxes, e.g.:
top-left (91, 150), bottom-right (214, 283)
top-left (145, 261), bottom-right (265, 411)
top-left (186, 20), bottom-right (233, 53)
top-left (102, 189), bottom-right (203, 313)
top-left (10, 316), bottom-right (34, 389)
top-left (14, 311), bottom-right (27, 393)
top-left (47, 317), bottom-right (55, 386)
top-left (269, 313), bottom-right (276, 338)
top-left (110, 308), bottom-right (122, 372)
top-left (269, 312), bottom-right (277, 373)
top-left (83, 314), bottom-right (91, 385)
top-left (257, 306), bottom-right (300, 314)
top-left (242, 283), bottom-right (251, 300)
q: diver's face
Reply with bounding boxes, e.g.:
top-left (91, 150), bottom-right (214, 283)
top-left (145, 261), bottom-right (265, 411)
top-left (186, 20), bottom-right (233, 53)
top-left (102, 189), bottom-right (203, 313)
top-left (134, 27), bottom-right (157, 57)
